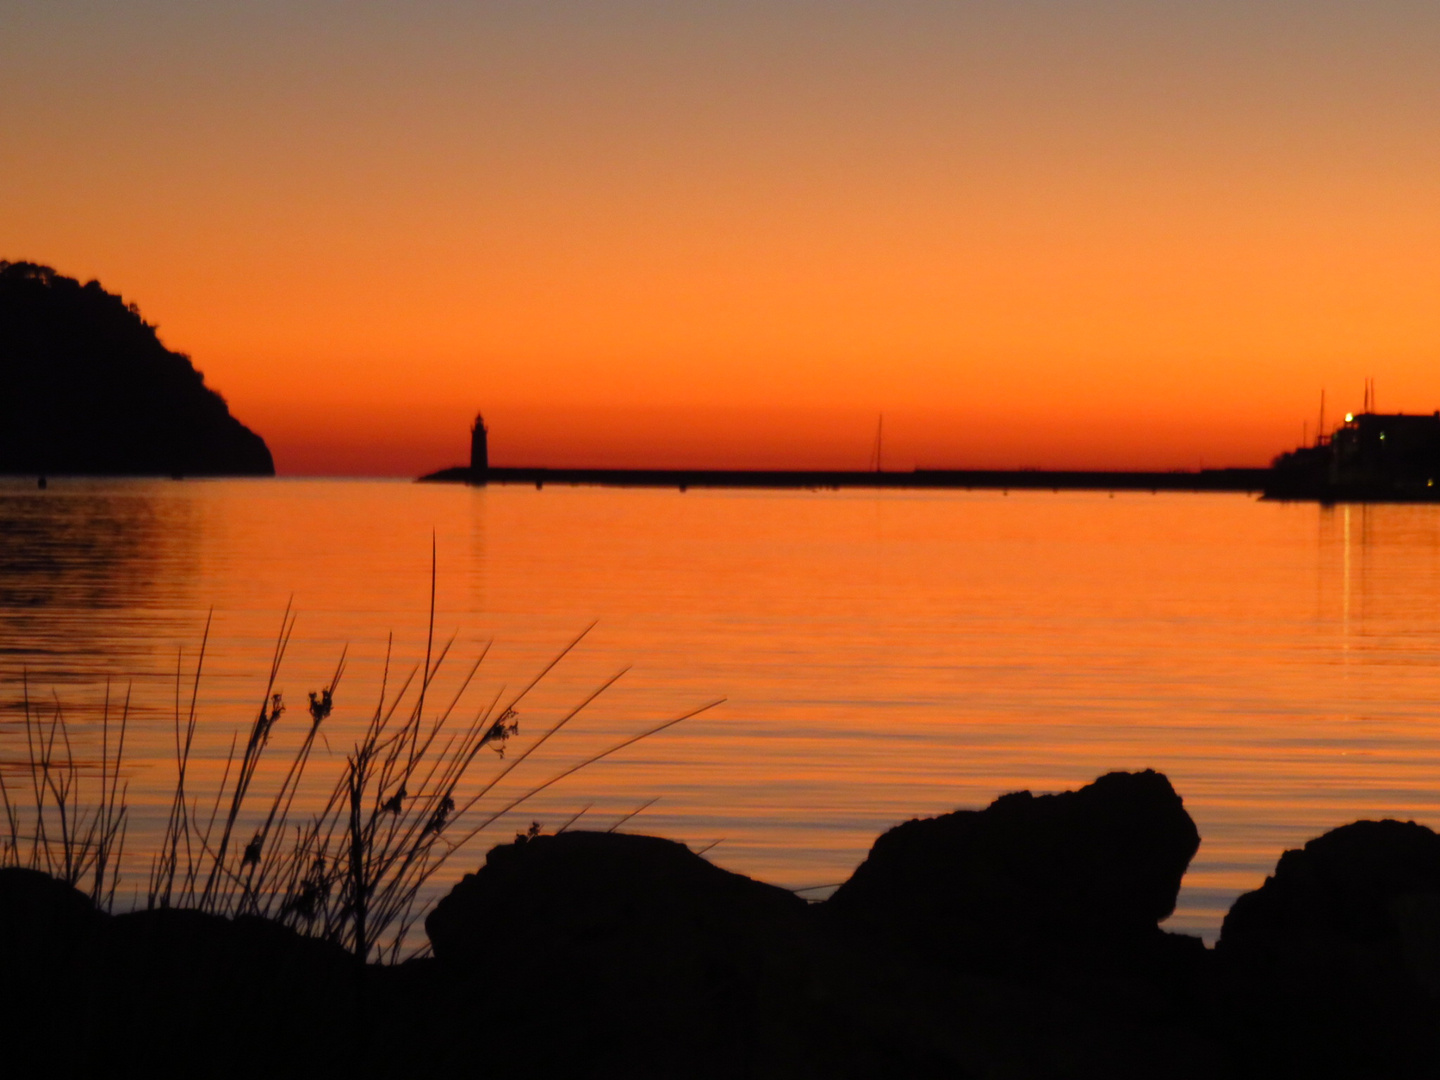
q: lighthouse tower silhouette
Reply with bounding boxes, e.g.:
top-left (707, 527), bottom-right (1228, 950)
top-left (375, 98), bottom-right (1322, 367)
top-left (469, 413), bottom-right (488, 480)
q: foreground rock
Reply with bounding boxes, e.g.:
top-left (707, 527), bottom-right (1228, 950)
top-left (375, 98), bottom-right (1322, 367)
top-left (1218, 819), bottom-right (1440, 1078)
top-left (428, 829), bottom-right (808, 967)
top-left (0, 871), bottom-right (369, 1076)
top-left (426, 783), bottom-right (1224, 1078)
top-left (826, 770), bottom-right (1202, 973)
top-left (9, 773), bottom-right (1440, 1076)
top-left (427, 831), bottom-right (821, 1075)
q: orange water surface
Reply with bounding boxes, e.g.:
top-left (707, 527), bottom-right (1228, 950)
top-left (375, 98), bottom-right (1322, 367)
top-left (4, 478), bottom-right (1440, 941)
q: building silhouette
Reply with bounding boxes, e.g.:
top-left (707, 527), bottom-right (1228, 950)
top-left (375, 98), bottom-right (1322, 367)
top-left (1268, 410), bottom-right (1440, 500)
top-left (1329, 411), bottom-right (1440, 491)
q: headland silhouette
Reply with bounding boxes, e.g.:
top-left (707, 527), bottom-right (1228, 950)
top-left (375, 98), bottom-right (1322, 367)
top-left (0, 261), bottom-right (273, 478)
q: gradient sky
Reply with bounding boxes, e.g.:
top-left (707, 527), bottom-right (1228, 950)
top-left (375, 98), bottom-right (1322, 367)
top-left (4, 1), bottom-right (1440, 475)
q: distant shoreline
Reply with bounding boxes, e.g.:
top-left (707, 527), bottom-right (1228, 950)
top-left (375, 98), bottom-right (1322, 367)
top-left (419, 465), bottom-right (1271, 493)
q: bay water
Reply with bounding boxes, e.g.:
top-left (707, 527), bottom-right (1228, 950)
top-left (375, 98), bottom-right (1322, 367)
top-left (4, 478), bottom-right (1440, 941)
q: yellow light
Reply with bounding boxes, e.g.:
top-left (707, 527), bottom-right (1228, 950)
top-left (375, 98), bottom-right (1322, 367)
top-left (1345, 413), bottom-right (1354, 422)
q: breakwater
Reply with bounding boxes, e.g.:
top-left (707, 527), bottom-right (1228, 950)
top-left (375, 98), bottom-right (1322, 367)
top-left (421, 465), bottom-right (1269, 492)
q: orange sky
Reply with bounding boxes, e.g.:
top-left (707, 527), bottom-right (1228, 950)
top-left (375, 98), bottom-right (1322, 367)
top-left (4, 2), bottom-right (1440, 474)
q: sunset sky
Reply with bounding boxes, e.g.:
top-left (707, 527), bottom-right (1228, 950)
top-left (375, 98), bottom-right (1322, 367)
top-left (5, 1), bottom-right (1440, 475)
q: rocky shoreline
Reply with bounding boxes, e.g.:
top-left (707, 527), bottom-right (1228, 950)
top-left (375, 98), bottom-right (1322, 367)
top-left (4, 770), bottom-right (1438, 1077)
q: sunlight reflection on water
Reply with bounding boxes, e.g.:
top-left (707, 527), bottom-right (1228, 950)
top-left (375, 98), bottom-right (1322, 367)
top-left (3, 478), bottom-right (1440, 942)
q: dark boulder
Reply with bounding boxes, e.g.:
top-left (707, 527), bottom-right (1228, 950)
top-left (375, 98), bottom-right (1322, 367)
top-left (427, 830), bottom-right (808, 965)
top-left (824, 770), bottom-right (1202, 977)
top-left (94, 907), bottom-right (362, 1074)
top-left (0, 868), bottom-right (107, 1054)
top-left (0, 866), bottom-right (104, 964)
top-left (427, 830), bottom-right (815, 1076)
top-left (1217, 819), bottom-right (1440, 1078)
top-left (815, 771), bottom-right (1223, 1073)
top-left (424, 816), bottom-right (1231, 1078)
top-left (0, 876), bottom-right (371, 1076)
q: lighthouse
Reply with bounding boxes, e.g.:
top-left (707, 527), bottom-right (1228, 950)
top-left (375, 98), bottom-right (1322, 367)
top-left (470, 413), bottom-right (489, 479)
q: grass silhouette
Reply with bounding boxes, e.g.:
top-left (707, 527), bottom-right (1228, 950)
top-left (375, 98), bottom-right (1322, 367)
top-left (1, 552), bottom-right (720, 962)
top-left (0, 674), bottom-right (130, 908)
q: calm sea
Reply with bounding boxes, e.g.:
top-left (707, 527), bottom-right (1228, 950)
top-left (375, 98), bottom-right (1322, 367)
top-left (4, 478), bottom-right (1440, 941)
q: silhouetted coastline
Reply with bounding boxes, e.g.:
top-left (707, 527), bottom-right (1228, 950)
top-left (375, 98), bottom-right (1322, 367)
top-left (5, 770), bottom-right (1438, 1077)
top-left (0, 261), bottom-right (273, 477)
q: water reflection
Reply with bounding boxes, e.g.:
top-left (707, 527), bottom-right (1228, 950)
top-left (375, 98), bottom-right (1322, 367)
top-left (0, 479), bottom-right (201, 686)
top-left (1, 481), bottom-right (1440, 942)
